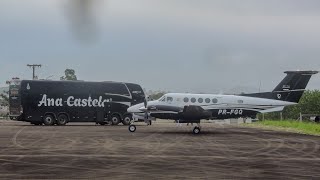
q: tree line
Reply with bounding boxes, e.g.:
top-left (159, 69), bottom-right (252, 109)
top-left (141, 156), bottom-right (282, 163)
top-left (0, 69), bottom-right (77, 107)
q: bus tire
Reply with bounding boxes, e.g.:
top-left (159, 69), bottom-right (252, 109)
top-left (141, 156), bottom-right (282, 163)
top-left (57, 114), bottom-right (68, 126)
top-left (111, 114), bottom-right (121, 125)
top-left (43, 114), bottom-right (55, 126)
top-left (122, 114), bottom-right (132, 125)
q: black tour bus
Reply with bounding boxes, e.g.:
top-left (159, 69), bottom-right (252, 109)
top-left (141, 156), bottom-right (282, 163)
top-left (13, 80), bottom-right (145, 126)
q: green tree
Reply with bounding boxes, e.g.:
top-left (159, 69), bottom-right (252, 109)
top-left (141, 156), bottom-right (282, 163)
top-left (149, 92), bottom-right (165, 100)
top-left (60, 69), bottom-right (77, 80)
top-left (146, 90), bottom-right (167, 101)
top-left (261, 90), bottom-right (320, 120)
top-left (0, 92), bottom-right (9, 106)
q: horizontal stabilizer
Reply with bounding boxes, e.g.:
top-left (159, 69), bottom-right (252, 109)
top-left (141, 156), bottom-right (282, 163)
top-left (259, 106), bottom-right (284, 113)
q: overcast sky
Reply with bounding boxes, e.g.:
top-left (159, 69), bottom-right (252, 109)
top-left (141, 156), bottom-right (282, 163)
top-left (0, 0), bottom-right (320, 93)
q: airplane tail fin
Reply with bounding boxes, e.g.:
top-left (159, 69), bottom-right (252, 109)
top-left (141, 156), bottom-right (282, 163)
top-left (242, 71), bottom-right (318, 103)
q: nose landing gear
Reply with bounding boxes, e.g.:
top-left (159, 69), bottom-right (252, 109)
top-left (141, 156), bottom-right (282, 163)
top-left (128, 120), bottom-right (202, 134)
top-left (128, 125), bottom-right (136, 132)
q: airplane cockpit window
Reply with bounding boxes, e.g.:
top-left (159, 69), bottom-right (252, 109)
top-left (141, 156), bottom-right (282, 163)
top-left (184, 97), bottom-right (189, 102)
top-left (205, 98), bottom-right (210, 103)
top-left (212, 98), bottom-right (218, 103)
top-left (159, 96), bottom-right (166, 102)
top-left (167, 97), bottom-right (173, 102)
top-left (198, 98), bottom-right (203, 103)
top-left (191, 98), bottom-right (196, 103)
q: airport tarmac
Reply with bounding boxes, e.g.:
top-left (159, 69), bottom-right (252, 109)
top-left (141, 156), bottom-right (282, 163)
top-left (0, 120), bottom-right (319, 179)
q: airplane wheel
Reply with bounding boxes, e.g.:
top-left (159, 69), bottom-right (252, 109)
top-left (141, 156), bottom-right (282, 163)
top-left (129, 125), bottom-right (136, 132)
top-left (193, 127), bottom-right (200, 134)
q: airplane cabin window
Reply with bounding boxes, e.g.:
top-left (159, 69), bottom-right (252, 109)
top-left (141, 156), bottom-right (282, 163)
top-left (191, 98), bottom-right (196, 103)
top-left (238, 100), bottom-right (244, 104)
top-left (184, 97), bottom-right (189, 102)
top-left (212, 98), bottom-right (218, 103)
top-left (167, 97), bottom-right (173, 102)
top-left (205, 98), bottom-right (210, 103)
top-left (198, 98), bottom-right (203, 103)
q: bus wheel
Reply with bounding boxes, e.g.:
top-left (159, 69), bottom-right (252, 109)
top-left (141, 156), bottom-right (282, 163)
top-left (122, 114), bottom-right (132, 125)
top-left (57, 114), bottom-right (68, 126)
top-left (111, 115), bottom-right (121, 125)
top-left (43, 115), bottom-right (55, 126)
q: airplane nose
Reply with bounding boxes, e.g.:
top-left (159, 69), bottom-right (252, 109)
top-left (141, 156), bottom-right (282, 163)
top-left (127, 103), bottom-right (144, 113)
top-left (138, 106), bottom-right (147, 112)
top-left (127, 106), bottom-right (134, 113)
top-left (127, 106), bottom-right (138, 113)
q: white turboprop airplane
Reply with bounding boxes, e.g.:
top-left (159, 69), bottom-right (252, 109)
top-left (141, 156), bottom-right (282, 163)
top-left (127, 71), bottom-right (318, 134)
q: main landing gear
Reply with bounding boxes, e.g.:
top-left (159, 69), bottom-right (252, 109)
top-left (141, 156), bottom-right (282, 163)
top-left (192, 123), bottom-right (201, 134)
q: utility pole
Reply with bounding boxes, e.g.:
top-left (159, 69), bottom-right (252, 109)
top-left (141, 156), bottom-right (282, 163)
top-left (27, 64), bottom-right (42, 80)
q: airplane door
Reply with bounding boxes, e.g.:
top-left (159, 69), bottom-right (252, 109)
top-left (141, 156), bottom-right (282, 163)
top-left (104, 101), bottom-right (112, 120)
top-left (9, 83), bottom-right (21, 119)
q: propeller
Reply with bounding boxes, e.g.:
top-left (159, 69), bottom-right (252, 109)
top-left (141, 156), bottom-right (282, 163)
top-left (143, 96), bottom-right (151, 125)
top-left (144, 98), bottom-right (147, 109)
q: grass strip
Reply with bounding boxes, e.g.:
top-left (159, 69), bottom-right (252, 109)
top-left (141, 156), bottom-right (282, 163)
top-left (245, 120), bottom-right (320, 136)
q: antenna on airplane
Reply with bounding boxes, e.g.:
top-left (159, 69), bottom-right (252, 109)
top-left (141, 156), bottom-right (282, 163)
top-left (259, 80), bottom-right (262, 93)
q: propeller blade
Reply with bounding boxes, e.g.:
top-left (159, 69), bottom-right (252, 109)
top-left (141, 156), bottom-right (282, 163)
top-left (144, 99), bottom-right (147, 108)
top-left (144, 112), bottom-right (148, 120)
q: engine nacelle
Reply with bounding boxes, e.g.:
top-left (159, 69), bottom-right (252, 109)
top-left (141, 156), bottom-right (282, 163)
top-left (179, 105), bottom-right (211, 120)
